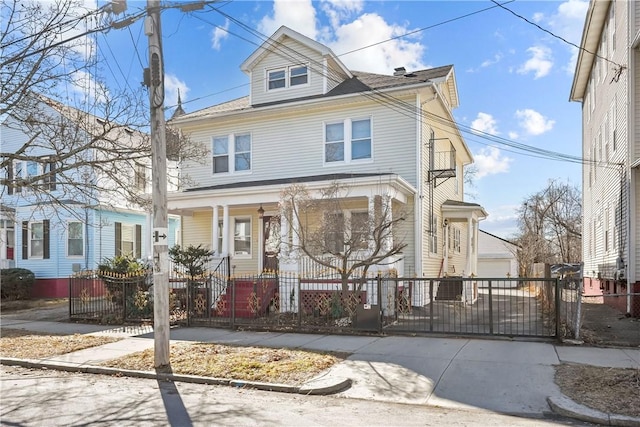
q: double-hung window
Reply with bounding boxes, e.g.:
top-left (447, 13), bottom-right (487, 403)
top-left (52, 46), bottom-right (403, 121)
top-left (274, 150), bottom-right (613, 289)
top-left (30, 222), bottom-right (44, 258)
top-left (268, 70), bottom-right (286, 90)
top-left (324, 118), bottom-right (372, 164)
top-left (267, 65), bottom-right (308, 91)
top-left (290, 66), bottom-right (308, 86)
top-left (67, 221), bottom-right (84, 257)
top-left (234, 218), bottom-right (251, 255)
top-left (115, 222), bottom-right (141, 258)
top-left (350, 211), bottom-right (369, 250)
top-left (212, 134), bottom-right (251, 174)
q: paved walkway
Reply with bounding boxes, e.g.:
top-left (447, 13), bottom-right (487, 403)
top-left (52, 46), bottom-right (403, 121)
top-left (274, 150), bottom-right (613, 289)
top-left (2, 317), bottom-right (639, 425)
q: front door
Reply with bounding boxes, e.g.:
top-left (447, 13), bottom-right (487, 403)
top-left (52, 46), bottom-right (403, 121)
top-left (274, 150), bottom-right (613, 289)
top-left (263, 215), bottom-right (280, 272)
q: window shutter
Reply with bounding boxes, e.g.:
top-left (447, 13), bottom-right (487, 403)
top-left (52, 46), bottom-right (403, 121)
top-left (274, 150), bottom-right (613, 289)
top-left (115, 222), bottom-right (122, 256)
top-left (7, 163), bottom-right (13, 195)
top-left (43, 220), bottom-right (50, 259)
top-left (135, 224), bottom-right (142, 259)
top-left (21, 221), bottom-right (28, 259)
top-left (48, 161), bottom-right (57, 190)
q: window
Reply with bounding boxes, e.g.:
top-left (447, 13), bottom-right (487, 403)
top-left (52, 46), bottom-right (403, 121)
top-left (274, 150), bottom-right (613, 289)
top-left (350, 212), bottom-right (369, 250)
top-left (351, 119), bottom-right (372, 160)
top-left (26, 160), bottom-right (38, 184)
top-left (212, 134), bottom-right (251, 174)
top-left (448, 226), bottom-right (461, 253)
top-left (325, 122), bottom-right (344, 162)
top-left (213, 136), bottom-right (229, 174)
top-left (42, 159), bottom-right (56, 190)
top-left (234, 134), bottom-right (251, 171)
top-left (134, 163), bottom-right (147, 192)
top-left (429, 214), bottom-right (438, 254)
top-left (67, 221), bottom-right (84, 257)
top-left (268, 69), bottom-right (286, 90)
top-left (115, 222), bottom-right (141, 258)
top-left (267, 65), bottom-right (308, 91)
top-left (324, 118), bottom-right (371, 164)
top-left (290, 66), bottom-right (308, 86)
top-left (234, 218), bottom-right (251, 255)
top-left (324, 212), bottom-right (344, 254)
top-left (22, 220), bottom-right (49, 260)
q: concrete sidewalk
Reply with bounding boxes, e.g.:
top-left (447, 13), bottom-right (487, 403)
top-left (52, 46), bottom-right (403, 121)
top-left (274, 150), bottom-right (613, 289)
top-left (2, 318), bottom-right (639, 424)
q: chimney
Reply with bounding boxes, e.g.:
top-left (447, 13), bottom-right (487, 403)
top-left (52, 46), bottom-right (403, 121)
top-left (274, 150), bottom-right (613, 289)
top-left (394, 67), bottom-right (406, 76)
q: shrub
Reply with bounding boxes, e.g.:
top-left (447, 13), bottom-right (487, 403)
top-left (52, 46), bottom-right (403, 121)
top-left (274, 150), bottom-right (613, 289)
top-left (1, 268), bottom-right (35, 300)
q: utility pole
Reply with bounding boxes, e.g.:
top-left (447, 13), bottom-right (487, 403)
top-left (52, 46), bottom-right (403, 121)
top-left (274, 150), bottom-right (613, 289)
top-left (145, 0), bottom-right (170, 368)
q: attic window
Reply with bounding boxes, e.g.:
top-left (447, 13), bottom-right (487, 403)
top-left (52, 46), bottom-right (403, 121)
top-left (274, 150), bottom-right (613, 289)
top-left (124, 128), bottom-right (133, 134)
top-left (96, 118), bottom-right (106, 125)
top-left (267, 65), bottom-right (309, 91)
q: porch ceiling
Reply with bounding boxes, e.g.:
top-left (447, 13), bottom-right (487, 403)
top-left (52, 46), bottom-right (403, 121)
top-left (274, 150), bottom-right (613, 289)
top-left (168, 173), bottom-right (416, 213)
top-left (441, 199), bottom-right (488, 222)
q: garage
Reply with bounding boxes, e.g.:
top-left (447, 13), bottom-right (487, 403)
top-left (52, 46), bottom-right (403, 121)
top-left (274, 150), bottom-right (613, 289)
top-left (477, 259), bottom-right (512, 279)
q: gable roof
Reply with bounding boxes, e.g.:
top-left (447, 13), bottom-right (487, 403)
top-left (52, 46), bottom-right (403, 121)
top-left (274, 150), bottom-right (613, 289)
top-left (170, 65), bottom-right (455, 123)
top-left (569, 0), bottom-right (609, 101)
top-left (240, 26), bottom-right (352, 79)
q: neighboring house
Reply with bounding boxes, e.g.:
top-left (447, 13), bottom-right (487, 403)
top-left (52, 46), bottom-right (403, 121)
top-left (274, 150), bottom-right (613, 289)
top-left (477, 230), bottom-right (518, 282)
top-left (0, 95), bottom-right (180, 298)
top-left (167, 26), bottom-right (487, 305)
top-left (570, 0), bottom-right (640, 316)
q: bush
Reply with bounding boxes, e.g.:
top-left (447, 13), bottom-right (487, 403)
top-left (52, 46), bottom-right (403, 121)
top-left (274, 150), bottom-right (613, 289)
top-left (1, 268), bottom-right (35, 300)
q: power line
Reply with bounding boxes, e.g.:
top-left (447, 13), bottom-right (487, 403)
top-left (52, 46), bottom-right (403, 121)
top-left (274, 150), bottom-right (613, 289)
top-left (489, 0), bottom-right (625, 73)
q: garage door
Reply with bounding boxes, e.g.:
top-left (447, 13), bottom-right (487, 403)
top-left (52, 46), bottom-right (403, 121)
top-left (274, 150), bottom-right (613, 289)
top-left (477, 259), bottom-right (511, 278)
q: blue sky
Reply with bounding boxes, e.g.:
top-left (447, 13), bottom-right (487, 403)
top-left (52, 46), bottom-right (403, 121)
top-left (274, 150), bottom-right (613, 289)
top-left (89, 0), bottom-right (588, 238)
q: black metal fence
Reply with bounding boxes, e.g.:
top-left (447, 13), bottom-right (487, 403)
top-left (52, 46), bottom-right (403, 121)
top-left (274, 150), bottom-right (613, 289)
top-left (70, 267), bottom-right (570, 338)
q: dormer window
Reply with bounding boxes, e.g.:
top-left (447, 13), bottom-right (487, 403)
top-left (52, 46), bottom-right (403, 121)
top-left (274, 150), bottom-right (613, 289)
top-left (268, 70), bottom-right (286, 90)
top-left (267, 65), bottom-right (308, 91)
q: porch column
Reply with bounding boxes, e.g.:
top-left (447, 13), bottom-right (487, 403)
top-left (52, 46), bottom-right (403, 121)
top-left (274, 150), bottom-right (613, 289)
top-left (221, 205), bottom-right (229, 256)
top-left (280, 207), bottom-right (289, 257)
top-left (442, 223), bottom-right (449, 276)
top-left (291, 201), bottom-right (299, 255)
top-left (465, 219), bottom-right (473, 276)
top-left (378, 195), bottom-right (392, 251)
top-left (472, 219), bottom-right (479, 275)
top-left (212, 205), bottom-right (219, 255)
top-left (368, 196), bottom-right (376, 251)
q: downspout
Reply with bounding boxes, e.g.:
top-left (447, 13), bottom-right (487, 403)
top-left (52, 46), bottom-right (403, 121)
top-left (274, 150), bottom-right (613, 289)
top-left (85, 208), bottom-right (89, 270)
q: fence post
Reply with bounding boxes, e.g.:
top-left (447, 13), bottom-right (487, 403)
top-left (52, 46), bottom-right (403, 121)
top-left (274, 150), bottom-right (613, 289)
top-left (230, 276), bottom-right (235, 327)
top-left (297, 275), bottom-right (302, 327)
top-left (488, 280), bottom-right (493, 335)
top-left (554, 277), bottom-right (560, 338)
top-left (377, 273), bottom-right (382, 333)
top-left (121, 278), bottom-right (126, 322)
top-left (429, 280), bottom-right (434, 332)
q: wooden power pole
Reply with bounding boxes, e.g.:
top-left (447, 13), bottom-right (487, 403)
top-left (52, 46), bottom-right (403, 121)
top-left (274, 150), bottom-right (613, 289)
top-left (145, 0), bottom-right (170, 368)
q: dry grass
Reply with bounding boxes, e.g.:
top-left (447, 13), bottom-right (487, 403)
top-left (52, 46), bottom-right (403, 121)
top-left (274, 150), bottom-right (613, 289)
top-left (555, 364), bottom-right (640, 418)
top-left (0, 328), bottom-right (120, 359)
top-left (101, 342), bottom-right (344, 386)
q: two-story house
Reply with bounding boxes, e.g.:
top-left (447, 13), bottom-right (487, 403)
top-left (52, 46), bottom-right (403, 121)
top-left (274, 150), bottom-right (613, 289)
top-left (0, 95), bottom-right (180, 298)
top-left (167, 26), bottom-right (487, 305)
top-left (570, 0), bottom-right (639, 316)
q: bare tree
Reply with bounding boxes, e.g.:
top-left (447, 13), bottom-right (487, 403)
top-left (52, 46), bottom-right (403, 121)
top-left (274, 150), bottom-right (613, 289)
top-left (279, 182), bottom-right (407, 292)
top-left (513, 179), bottom-right (582, 275)
top-left (0, 1), bottom-right (207, 217)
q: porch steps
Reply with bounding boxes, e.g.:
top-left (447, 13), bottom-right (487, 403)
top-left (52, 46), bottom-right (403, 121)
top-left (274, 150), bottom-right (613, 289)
top-left (435, 279), bottom-right (463, 301)
top-left (214, 279), bottom-right (278, 318)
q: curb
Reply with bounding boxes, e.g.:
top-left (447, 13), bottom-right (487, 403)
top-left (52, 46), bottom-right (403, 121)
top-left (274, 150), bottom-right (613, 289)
top-left (0, 358), bottom-right (352, 396)
top-left (547, 396), bottom-right (640, 427)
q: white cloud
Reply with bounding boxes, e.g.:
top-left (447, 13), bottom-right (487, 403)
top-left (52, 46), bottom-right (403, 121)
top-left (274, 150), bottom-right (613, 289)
top-left (508, 131), bottom-right (519, 140)
top-left (471, 112), bottom-right (499, 135)
top-left (532, 12), bottom-right (544, 23)
top-left (518, 46), bottom-right (553, 79)
top-left (481, 205), bottom-right (520, 238)
top-left (164, 74), bottom-right (189, 112)
top-left (481, 53), bottom-right (503, 68)
top-left (321, 0), bottom-right (364, 28)
top-left (211, 18), bottom-right (230, 51)
top-left (258, 0), bottom-right (318, 40)
top-left (544, 0), bottom-right (589, 74)
top-left (327, 14), bottom-right (427, 74)
top-left (473, 146), bottom-right (512, 179)
top-left (257, 0), bottom-right (426, 75)
top-left (515, 109), bottom-right (555, 135)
